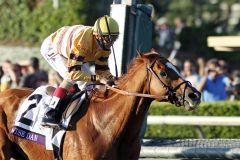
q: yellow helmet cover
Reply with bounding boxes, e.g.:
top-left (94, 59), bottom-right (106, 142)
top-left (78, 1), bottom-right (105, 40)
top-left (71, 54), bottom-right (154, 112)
top-left (93, 15), bottom-right (119, 36)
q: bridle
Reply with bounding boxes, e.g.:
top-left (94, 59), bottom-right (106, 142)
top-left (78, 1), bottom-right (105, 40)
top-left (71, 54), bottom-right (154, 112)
top-left (103, 58), bottom-right (191, 105)
top-left (146, 58), bottom-right (191, 105)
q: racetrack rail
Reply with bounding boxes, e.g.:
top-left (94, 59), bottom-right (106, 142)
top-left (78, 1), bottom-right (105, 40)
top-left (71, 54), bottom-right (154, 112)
top-left (140, 139), bottom-right (240, 159)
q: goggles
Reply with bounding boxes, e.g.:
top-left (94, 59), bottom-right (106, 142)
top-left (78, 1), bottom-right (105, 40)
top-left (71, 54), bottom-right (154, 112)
top-left (101, 35), bottom-right (118, 45)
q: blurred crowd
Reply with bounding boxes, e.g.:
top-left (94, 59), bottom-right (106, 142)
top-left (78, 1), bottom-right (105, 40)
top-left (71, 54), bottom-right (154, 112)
top-left (0, 57), bottom-right (62, 92)
top-left (0, 55), bottom-right (239, 102)
top-left (154, 16), bottom-right (240, 102)
top-left (181, 57), bottom-right (240, 102)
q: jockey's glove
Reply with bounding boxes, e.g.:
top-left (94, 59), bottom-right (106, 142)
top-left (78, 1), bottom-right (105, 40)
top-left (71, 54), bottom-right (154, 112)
top-left (107, 75), bottom-right (116, 86)
top-left (99, 76), bottom-right (116, 86)
top-left (106, 79), bottom-right (115, 86)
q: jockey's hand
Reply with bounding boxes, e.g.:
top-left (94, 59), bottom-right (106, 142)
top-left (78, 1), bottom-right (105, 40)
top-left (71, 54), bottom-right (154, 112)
top-left (99, 77), bottom-right (108, 85)
top-left (99, 77), bottom-right (115, 86)
top-left (106, 79), bottom-right (115, 86)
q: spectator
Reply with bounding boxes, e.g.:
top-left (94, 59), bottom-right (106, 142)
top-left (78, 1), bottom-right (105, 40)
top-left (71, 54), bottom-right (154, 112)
top-left (174, 17), bottom-right (187, 37)
top-left (182, 59), bottom-right (201, 88)
top-left (0, 60), bottom-right (22, 91)
top-left (218, 58), bottom-right (230, 76)
top-left (155, 17), bottom-right (174, 56)
top-left (9, 63), bottom-right (22, 88)
top-left (229, 70), bottom-right (240, 100)
top-left (197, 57), bottom-right (206, 77)
top-left (19, 57), bottom-right (48, 89)
top-left (197, 58), bottom-right (230, 102)
top-left (21, 65), bottom-right (29, 77)
top-left (231, 70), bottom-right (240, 86)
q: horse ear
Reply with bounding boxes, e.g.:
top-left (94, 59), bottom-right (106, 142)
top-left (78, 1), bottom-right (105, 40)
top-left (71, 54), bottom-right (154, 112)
top-left (150, 48), bottom-right (161, 55)
top-left (137, 50), bottom-right (142, 57)
top-left (150, 48), bottom-right (156, 52)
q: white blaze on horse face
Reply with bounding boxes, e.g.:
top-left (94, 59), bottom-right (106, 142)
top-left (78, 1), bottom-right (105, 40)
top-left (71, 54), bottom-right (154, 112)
top-left (166, 62), bottom-right (184, 79)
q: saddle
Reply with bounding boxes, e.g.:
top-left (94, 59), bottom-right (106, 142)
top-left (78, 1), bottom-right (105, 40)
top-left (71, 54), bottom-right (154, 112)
top-left (57, 88), bottom-right (90, 129)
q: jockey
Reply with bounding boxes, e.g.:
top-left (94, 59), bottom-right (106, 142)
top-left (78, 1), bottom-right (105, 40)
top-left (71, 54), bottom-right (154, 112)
top-left (40, 15), bottom-right (119, 127)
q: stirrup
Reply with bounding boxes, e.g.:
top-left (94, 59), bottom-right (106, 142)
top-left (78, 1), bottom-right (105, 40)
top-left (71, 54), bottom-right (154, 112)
top-left (41, 121), bottom-right (61, 129)
top-left (41, 113), bottom-right (61, 129)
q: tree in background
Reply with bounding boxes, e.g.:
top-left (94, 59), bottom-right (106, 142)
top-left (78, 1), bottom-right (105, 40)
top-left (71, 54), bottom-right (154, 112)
top-left (0, 0), bottom-right (112, 45)
top-left (1, 0), bottom-right (240, 62)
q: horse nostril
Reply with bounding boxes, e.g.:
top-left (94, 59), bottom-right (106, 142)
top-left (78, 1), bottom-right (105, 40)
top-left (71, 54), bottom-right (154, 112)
top-left (188, 92), bottom-right (199, 100)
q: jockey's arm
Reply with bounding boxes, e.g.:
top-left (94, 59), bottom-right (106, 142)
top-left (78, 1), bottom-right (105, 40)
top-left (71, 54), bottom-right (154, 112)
top-left (95, 56), bottom-right (115, 85)
top-left (68, 47), bottom-right (113, 82)
top-left (68, 45), bottom-right (100, 82)
top-left (68, 60), bottom-right (113, 82)
top-left (69, 69), bottom-right (114, 86)
top-left (69, 69), bottom-right (99, 82)
top-left (67, 53), bottom-right (98, 82)
top-left (95, 51), bottom-right (113, 80)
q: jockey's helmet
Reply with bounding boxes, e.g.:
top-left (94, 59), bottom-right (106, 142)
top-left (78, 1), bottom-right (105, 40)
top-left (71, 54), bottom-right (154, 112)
top-left (93, 15), bottom-right (119, 50)
top-left (93, 15), bottom-right (119, 36)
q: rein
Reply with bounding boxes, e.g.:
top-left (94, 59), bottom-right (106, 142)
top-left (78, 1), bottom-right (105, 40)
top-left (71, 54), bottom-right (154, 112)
top-left (105, 84), bottom-right (168, 100)
top-left (95, 57), bottom-right (189, 103)
top-left (98, 60), bottom-right (169, 100)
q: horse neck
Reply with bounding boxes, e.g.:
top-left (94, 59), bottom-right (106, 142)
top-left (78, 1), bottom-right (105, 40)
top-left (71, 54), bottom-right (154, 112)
top-left (90, 63), bottom-right (153, 146)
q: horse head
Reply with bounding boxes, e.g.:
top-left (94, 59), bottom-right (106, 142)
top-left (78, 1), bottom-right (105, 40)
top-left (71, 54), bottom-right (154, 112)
top-left (142, 51), bottom-right (201, 110)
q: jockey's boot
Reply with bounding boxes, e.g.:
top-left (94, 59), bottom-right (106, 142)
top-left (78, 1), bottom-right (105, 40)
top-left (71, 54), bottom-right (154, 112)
top-left (41, 107), bottom-right (61, 128)
top-left (42, 87), bottom-right (67, 128)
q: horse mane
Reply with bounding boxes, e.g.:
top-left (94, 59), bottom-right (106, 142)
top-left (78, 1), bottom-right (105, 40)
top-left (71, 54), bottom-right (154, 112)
top-left (116, 51), bottom-right (162, 88)
top-left (89, 51), bottom-right (161, 129)
top-left (116, 57), bottom-right (145, 88)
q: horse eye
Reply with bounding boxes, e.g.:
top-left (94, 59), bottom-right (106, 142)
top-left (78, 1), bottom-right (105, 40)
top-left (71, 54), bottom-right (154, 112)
top-left (160, 71), bottom-right (167, 77)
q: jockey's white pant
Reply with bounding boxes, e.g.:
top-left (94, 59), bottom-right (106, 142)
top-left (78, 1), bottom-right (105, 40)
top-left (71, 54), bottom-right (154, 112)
top-left (40, 35), bottom-right (93, 90)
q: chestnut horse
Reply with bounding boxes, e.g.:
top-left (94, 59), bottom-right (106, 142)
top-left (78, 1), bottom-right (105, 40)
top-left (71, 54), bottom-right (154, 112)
top-left (0, 51), bottom-right (201, 160)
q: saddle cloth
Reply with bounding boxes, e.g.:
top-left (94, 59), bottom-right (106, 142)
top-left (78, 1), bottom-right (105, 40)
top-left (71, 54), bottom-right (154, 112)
top-left (11, 85), bottom-right (85, 150)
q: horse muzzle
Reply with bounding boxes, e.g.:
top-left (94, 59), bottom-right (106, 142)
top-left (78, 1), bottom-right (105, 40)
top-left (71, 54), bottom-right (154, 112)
top-left (171, 87), bottom-right (201, 111)
top-left (183, 88), bottom-right (201, 110)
